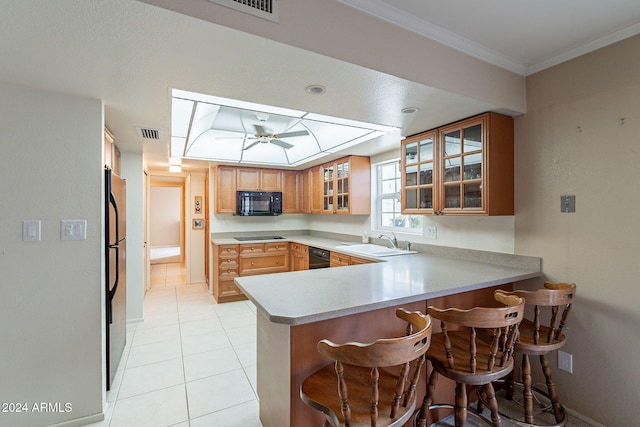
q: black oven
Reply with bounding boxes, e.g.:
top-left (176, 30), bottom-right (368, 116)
top-left (308, 246), bottom-right (330, 269)
top-left (236, 191), bottom-right (282, 216)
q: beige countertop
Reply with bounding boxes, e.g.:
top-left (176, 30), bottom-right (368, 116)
top-left (212, 234), bottom-right (541, 326)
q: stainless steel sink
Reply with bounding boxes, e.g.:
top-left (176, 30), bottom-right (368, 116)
top-left (334, 243), bottom-right (416, 257)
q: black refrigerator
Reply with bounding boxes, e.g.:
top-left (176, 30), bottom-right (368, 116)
top-left (105, 168), bottom-right (126, 390)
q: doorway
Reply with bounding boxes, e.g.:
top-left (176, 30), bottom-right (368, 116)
top-left (149, 180), bottom-right (185, 265)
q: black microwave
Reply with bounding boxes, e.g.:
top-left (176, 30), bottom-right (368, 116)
top-left (236, 191), bottom-right (282, 216)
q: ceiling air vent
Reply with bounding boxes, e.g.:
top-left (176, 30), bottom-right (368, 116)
top-left (207, 0), bottom-right (279, 23)
top-left (136, 127), bottom-right (161, 140)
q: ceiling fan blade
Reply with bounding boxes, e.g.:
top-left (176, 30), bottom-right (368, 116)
top-left (254, 124), bottom-right (274, 136)
top-left (276, 130), bottom-right (309, 139)
top-left (243, 140), bottom-right (262, 150)
top-left (270, 139), bottom-right (294, 149)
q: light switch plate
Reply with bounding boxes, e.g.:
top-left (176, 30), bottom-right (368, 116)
top-left (61, 220), bottom-right (87, 241)
top-left (23, 220), bottom-right (41, 242)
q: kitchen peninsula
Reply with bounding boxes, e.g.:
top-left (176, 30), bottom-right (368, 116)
top-left (229, 235), bottom-right (541, 426)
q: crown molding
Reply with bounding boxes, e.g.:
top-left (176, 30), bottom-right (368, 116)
top-left (338, 0), bottom-right (640, 76)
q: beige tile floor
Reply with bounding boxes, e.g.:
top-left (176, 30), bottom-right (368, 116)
top-left (89, 263), bottom-right (263, 427)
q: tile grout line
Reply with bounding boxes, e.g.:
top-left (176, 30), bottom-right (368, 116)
top-left (173, 271), bottom-right (192, 427)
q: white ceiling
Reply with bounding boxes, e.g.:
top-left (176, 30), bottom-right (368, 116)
top-left (342, 0), bottom-right (640, 75)
top-left (2, 0), bottom-right (639, 174)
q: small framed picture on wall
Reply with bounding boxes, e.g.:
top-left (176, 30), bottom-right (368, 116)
top-left (192, 219), bottom-right (204, 229)
top-left (194, 196), bottom-right (202, 214)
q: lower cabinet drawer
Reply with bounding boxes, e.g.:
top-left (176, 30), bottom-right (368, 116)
top-left (218, 258), bottom-right (239, 271)
top-left (240, 254), bottom-right (288, 275)
top-left (330, 252), bottom-right (350, 267)
top-left (218, 279), bottom-right (242, 298)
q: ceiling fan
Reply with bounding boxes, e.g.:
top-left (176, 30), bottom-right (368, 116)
top-left (243, 124), bottom-right (309, 151)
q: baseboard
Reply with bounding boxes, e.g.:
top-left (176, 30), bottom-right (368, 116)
top-left (126, 317), bottom-right (144, 325)
top-left (565, 407), bottom-right (606, 427)
top-left (49, 412), bottom-right (104, 427)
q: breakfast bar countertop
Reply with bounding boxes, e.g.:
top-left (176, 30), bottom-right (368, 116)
top-left (228, 235), bottom-right (541, 326)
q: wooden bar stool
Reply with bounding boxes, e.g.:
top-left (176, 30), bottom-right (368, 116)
top-left (493, 282), bottom-right (576, 426)
top-left (416, 293), bottom-right (524, 427)
top-left (300, 308), bottom-right (432, 427)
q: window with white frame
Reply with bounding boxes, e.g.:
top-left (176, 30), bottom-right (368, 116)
top-left (376, 161), bottom-right (423, 232)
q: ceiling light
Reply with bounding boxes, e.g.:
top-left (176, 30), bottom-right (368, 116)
top-left (305, 85), bottom-right (326, 95)
top-left (169, 165), bottom-right (182, 173)
top-left (401, 107), bottom-right (419, 114)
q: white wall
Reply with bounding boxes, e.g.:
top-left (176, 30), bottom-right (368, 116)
top-left (150, 186), bottom-right (181, 247)
top-left (121, 152), bottom-right (144, 324)
top-left (0, 83), bottom-right (103, 426)
top-left (186, 172), bottom-right (206, 284)
top-left (515, 34), bottom-right (640, 426)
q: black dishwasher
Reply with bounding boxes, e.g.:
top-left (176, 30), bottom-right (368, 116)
top-left (308, 246), bottom-right (330, 269)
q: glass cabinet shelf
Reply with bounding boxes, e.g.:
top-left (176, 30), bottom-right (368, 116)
top-left (401, 112), bottom-right (514, 216)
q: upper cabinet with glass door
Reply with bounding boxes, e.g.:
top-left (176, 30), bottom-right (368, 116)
top-left (402, 130), bottom-right (437, 214)
top-left (321, 155), bottom-right (370, 215)
top-left (401, 112), bottom-right (514, 215)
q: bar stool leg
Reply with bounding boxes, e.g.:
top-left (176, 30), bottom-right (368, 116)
top-left (416, 368), bottom-right (438, 427)
top-left (505, 370), bottom-right (515, 400)
top-left (540, 354), bottom-right (564, 423)
top-left (454, 382), bottom-right (467, 427)
top-left (522, 354), bottom-right (534, 424)
top-left (483, 382), bottom-right (502, 427)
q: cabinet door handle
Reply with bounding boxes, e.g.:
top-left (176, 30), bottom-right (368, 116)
top-left (251, 261), bottom-right (255, 266)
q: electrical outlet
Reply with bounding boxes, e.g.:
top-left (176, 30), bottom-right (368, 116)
top-left (558, 350), bottom-right (573, 373)
top-left (426, 226), bottom-right (437, 239)
top-left (61, 220), bottom-right (87, 241)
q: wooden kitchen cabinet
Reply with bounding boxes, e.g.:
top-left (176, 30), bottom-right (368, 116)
top-left (214, 165), bottom-right (237, 214)
top-left (213, 242), bottom-right (290, 302)
top-left (402, 130), bottom-right (437, 214)
top-left (330, 252), bottom-right (351, 267)
top-left (213, 244), bottom-right (244, 303)
top-left (320, 156), bottom-right (370, 215)
top-left (290, 243), bottom-right (309, 271)
top-left (282, 170), bottom-right (300, 213)
top-left (349, 256), bottom-right (374, 265)
top-left (330, 252), bottom-right (375, 267)
top-left (239, 242), bottom-right (289, 276)
top-left (310, 167), bottom-right (323, 214)
top-left (237, 167), bottom-right (282, 191)
top-left (401, 112), bottom-right (513, 215)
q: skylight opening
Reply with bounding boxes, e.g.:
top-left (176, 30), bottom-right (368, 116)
top-left (170, 88), bottom-right (399, 167)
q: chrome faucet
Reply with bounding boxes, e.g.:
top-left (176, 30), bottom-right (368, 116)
top-left (378, 232), bottom-right (398, 248)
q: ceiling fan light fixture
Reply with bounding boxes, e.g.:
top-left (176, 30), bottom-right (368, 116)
top-left (305, 84), bottom-right (326, 95)
top-left (256, 112), bottom-right (270, 121)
